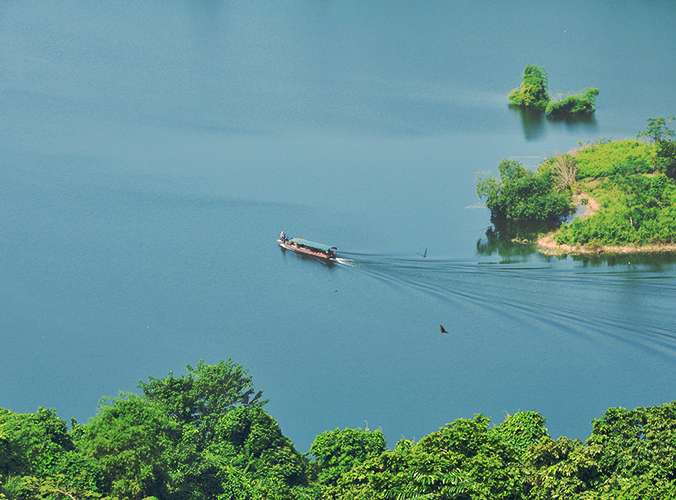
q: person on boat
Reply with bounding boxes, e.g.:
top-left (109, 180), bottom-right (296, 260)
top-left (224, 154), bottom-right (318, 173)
top-left (279, 230), bottom-right (288, 242)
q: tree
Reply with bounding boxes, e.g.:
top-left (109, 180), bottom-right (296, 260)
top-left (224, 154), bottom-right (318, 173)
top-left (74, 395), bottom-right (179, 499)
top-left (491, 411), bottom-right (549, 458)
top-left (0, 408), bottom-right (100, 496)
top-left (139, 360), bottom-right (264, 428)
top-left (640, 117), bottom-right (675, 144)
top-left (508, 65), bottom-right (550, 110)
top-left (309, 427), bottom-right (386, 486)
top-left (552, 154), bottom-right (578, 192)
top-left (477, 159), bottom-right (572, 223)
top-left (640, 117), bottom-right (676, 178)
top-left (205, 405), bottom-right (309, 497)
top-left (586, 402), bottom-right (676, 494)
top-left (333, 415), bottom-right (527, 499)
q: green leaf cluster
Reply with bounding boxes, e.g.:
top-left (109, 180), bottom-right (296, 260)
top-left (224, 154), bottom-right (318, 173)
top-left (477, 159), bottom-right (572, 224)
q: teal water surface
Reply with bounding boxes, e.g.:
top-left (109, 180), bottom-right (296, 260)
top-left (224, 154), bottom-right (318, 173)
top-left (1, 1), bottom-right (675, 450)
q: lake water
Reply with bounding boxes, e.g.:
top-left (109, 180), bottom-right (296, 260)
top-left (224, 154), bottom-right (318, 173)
top-left (2, 1), bottom-right (675, 450)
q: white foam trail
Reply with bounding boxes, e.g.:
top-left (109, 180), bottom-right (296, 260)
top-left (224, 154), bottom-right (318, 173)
top-left (335, 257), bottom-right (355, 267)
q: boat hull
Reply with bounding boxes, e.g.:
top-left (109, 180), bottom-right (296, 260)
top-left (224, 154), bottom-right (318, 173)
top-left (277, 239), bottom-right (337, 262)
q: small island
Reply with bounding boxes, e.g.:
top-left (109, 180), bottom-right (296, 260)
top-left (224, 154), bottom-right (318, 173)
top-left (477, 117), bottom-right (676, 255)
top-left (508, 65), bottom-right (600, 118)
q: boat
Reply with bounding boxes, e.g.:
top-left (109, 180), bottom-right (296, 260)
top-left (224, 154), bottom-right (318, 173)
top-left (277, 234), bottom-right (338, 262)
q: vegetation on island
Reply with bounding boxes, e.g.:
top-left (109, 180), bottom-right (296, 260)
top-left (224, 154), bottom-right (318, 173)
top-left (508, 65), bottom-right (550, 111)
top-left (1, 360), bottom-right (675, 499)
top-left (640, 116), bottom-right (676, 179)
top-left (508, 65), bottom-right (599, 117)
top-left (476, 159), bottom-right (572, 225)
top-left (545, 88), bottom-right (600, 117)
top-left (477, 118), bottom-right (676, 252)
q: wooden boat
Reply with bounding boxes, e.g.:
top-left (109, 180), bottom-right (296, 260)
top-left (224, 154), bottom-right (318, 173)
top-left (277, 236), bottom-right (338, 262)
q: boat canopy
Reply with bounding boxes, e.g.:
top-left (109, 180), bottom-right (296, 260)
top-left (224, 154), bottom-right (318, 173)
top-left (289, 238), bottom-right (337, 252)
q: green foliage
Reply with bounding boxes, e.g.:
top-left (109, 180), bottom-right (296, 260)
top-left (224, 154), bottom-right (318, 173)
top-left (0, 408), bottom-right (101, 497)
top-left (139, 359), bottom-right (264, 426)
top-left (551, 154), bottom-right (578, 191)
top-left (309, 427), bottom-right (386, 485)
top-left (545, 88), bottom-right (599, 117)
top-left (507, 66), bottom-right (600, 119)
top-left (492, 411), bottom-right (549, 458)
top-left (574, 139), bottom-right (657, 178)
top-left (332, 415), bottom-right (526, 499)
top-left (477, 159), bottom-right (572, 223)
top-left (525, 402), bottom-right (676, 499)
top-left (524, 436), bottom-right (601, 498)
top-left (640, 116), bottom-right (675, 144)
top-left (75, 395), bottom-right (179, 498)
top-left (508, 65), bottom-right (550, 110)
top-left (1, 362), bottom-right (674, 499)
top-left (209, 406), bottom-right (308, 489)
top-left (556, 174), bottom-right (676, 245)
top-left (640, 116), bottom-right (676, 179)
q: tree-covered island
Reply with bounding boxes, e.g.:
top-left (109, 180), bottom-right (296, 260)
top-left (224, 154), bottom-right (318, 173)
top-left (508, 65), bottom-right (600, 118)
top-left (1, 360), bottom-right (674, 499)
top-left (477, 118), bottom-right (676, 255)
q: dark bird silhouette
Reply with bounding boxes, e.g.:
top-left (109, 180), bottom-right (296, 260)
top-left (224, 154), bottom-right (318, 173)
top-left (439, 324), bottom-right (448, 334)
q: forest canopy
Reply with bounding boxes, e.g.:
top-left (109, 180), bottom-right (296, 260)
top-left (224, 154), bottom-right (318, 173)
top-left (1, 360), bottom-right (674, 499)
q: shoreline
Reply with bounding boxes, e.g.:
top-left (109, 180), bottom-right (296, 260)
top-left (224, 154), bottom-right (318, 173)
top-left (536, 191), bottom-right (676, 255)
top-left (536, 233), bottom-right (676, 255)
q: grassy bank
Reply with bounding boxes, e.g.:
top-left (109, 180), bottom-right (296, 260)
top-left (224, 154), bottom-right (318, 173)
top-left (540, 139), bottom-right (676, 254)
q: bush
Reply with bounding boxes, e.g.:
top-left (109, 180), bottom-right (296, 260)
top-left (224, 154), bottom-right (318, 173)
top-left (639, 116), bottom-right (676, 179)
top-left (556, 174), bottom-right (676, 245)
top-left (508, 65), bottom-right (549, 110)
top-left (574, 139), bottom-right (656, 178)
top-left (477, 160), bottom-right (572, 223)
top-left (545, 88), bottom-right (599, 117)
top-left (552, 154), bottom-right (578, 191)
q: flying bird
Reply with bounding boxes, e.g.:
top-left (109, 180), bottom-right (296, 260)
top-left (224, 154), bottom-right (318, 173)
top-left (439, 324), bottom-right (448, 334)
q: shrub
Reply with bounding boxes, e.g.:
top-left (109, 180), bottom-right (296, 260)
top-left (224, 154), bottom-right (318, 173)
top-left (508, 65), bottom-right (549, 111)
top-left (545, 88), bottom-right (599, 117)
top-left (639, 116), bottom-right (676, 179)
top-left (574, 139), bottom-right (656, 178)
top-left (477, 160), bottom-right (572, 223)
top-left (552, 154), bottom-right (578, 191)
top-left (556, 174), bottom-right (676, 245)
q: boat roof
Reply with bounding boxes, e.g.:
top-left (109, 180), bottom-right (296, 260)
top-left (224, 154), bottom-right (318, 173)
top-left (289, 238), bottom-right (337, 252)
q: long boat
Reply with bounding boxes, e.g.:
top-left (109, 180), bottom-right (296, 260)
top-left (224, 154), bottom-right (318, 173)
top-left (277, 236), bottom-right (338, 262)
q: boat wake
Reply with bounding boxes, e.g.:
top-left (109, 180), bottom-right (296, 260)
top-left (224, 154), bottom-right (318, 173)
top-left (336, 251), bottom-right (676, 361)
top-left (334, 257), bottom-right (355, 267)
